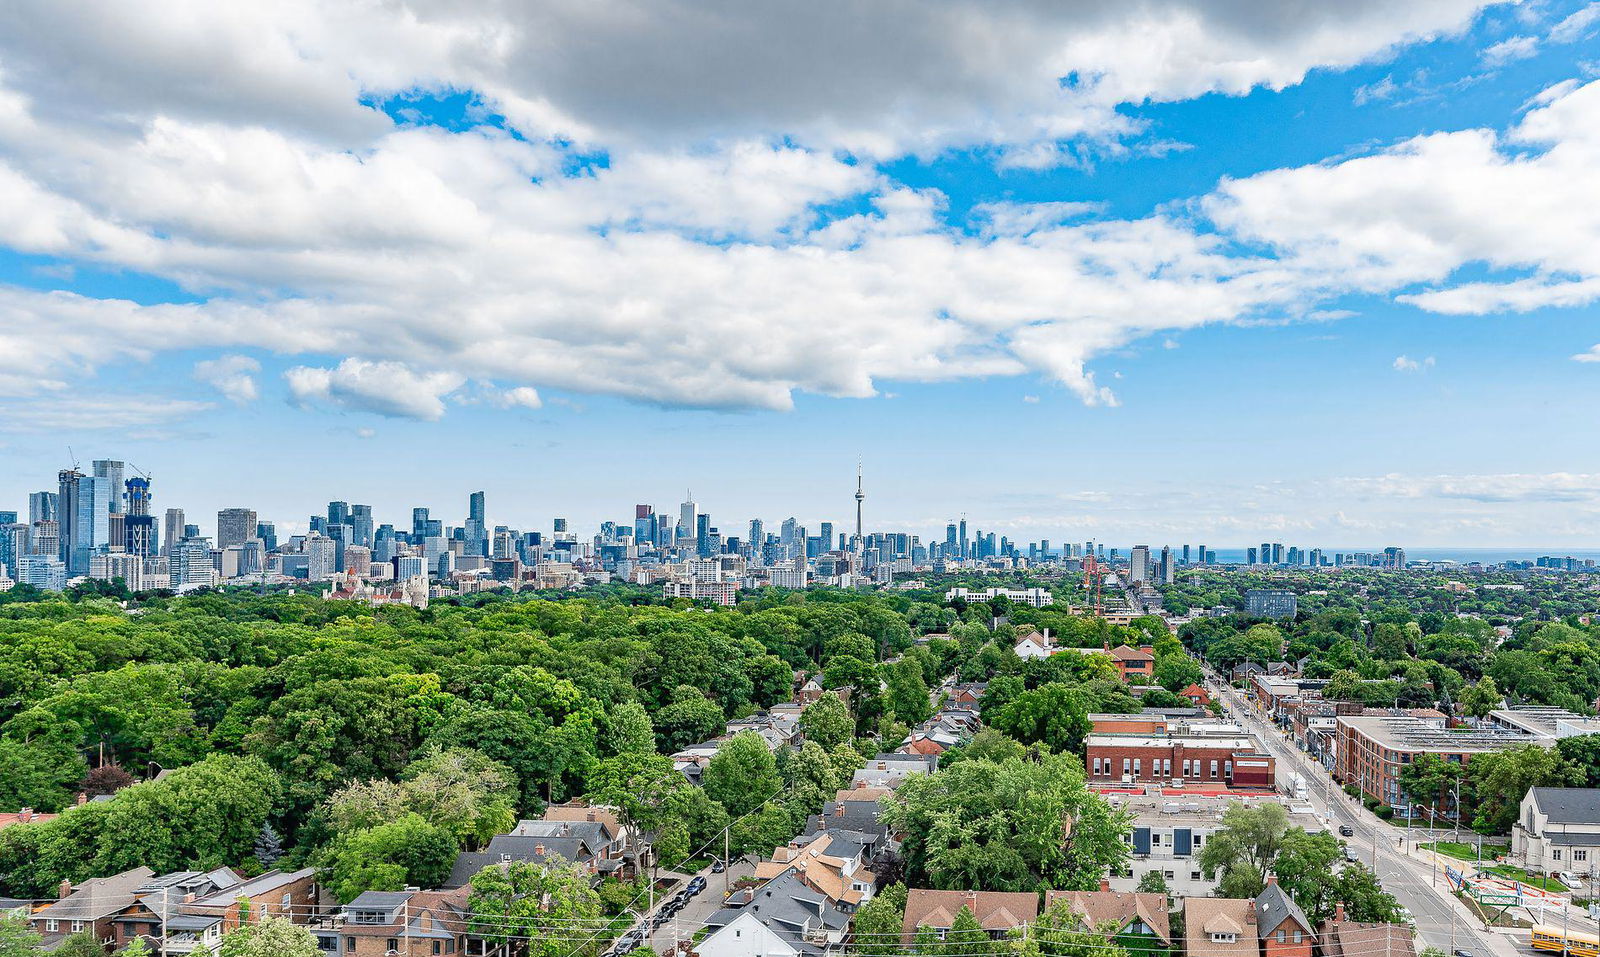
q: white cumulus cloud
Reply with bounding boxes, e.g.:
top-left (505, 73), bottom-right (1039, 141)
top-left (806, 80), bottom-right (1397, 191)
top-left (285, 358), bottom-right (466, 420)
top-left (192, 354), bottom-right (260, 403)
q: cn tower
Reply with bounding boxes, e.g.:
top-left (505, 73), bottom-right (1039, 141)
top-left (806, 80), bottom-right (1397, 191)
top-left (854, 463), bottom-right (865, 548)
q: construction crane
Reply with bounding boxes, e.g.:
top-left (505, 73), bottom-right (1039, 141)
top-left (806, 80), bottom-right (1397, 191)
top-left (1082, 547), bottom-right (1103, 617)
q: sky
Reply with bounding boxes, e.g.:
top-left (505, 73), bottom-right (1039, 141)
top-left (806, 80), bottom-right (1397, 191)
top-left (3, 0), bottom-right (1600, 547)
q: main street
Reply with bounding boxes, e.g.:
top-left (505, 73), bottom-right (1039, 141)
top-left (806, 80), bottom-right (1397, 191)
top-left (1204, 669), bottom-right (1527, 957)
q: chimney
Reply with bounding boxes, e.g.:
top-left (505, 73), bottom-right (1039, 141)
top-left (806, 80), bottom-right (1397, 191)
top-left (1334, 903), bottom-right (1345, 923)
top-left (963, 890), bottom-right (978, 909)
top-left (76, 792), bottom-right (87, 806)
top-left (835, 806), bottom-right (845, 818)
top-left (587, 811), bottom-right (597, 822)
top-left (59, 879), bottom-right (73, 899)
top-left (535, 844), bottom-right (546, 855)
top-left (184, 893), bottom-right (196, 904)
top-left (1265, 875), bottom-right (1278, 886)
top-left (1099, 878), bottom-right (1111, 892)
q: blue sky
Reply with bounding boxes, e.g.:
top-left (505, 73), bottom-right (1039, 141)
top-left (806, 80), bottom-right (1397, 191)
top-left (3, 0), bottom-right (1600, 547)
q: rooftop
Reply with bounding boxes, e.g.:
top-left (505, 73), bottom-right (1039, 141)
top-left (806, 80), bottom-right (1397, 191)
top-left (1338, 713), bottom-right (1542, 752)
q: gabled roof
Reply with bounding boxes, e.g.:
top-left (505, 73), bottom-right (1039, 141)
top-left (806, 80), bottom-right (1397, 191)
top-left (35, 867), bottom-right (156, 924)
top-left (1044, 889), bottom-right (1171, 944)
top-left (1109, 645), bottom-right (1154, 662)
top-left (444, 834), bottom-right (595, 888)
top-left (1530, 788), bottom-right (1600, 825)
top-left (902, 890), bottom-right (1039, 941)
top-left (706, 871), bottom-right (848, 957)
top-left (1255, 880), bottom-right (1312, 937)
top-left (1183, 898), bottom-right (1257, 957)
top-left (1319, 918), bottom-right (1414, 957)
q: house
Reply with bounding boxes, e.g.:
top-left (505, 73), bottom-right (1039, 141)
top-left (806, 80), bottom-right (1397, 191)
top-left (900, 890), bottom-right (1039, 943)
top-left (309, 888), bottom-right (470, 957)
top-left (1256, 877), bottom-right (1315, 957)
top-left (1014, 629), bottom-right (1053, 660)
top-left (0, 807), bottom-right (57, 830)
top-left (949, 683), bottom-right (987, 709)
top-left (31, 867), bottom-right (157, 950)
top-left (701, 871), bottom-right (849, 957)
top-left (444, 832), bottom-right (607, 889)
top-left (0, 899), bottom-right (33, 920)
top-left (754, 830), bottom-right (877, 911)
top-left (1183, 897), bottom-right (1258, 957)
top-left (807, 793), bottom-right (892, 843)
top-left (1317, 905), bottom-right (1414, 957)
top-left (1044, 881), bottom-right (1171, 948)
top-left (1180, 684), bottom-right (1213, 707)
top-left (107, 868), bottom-right (247, 953)
top-left (1513, 788), bottom-right (1600, 873)
top-left (1107, 645), bottom-right (1155, 683)
top-left (850, 754), bottom-right (937, 791)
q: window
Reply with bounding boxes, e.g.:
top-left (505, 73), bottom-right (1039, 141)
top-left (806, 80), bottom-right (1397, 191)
top-left (435, 943), bottom-right (443, 955)
top-left (1123, 758), bottom-right (1131, 774)
top-left (388, 939), bottom-right (400, 953)
top-left (1554, 850), bottom-right (1564, 861)
top-left (46, 921), bottom-right (58, 933)
top-left (1277, 930), bottom-right (1286, 943)
top-left (71, 922), bottom-right (84, 933)
top-left (1093, 757), bottom-right (1101, 775)
top-left (1294, 931), bottom-right (1303, 943)
top-left (346, 937), bottom-right (356, 952)
top-left (1210, 760), bottom-right (1219, 778)
top-left (1578, 851), bottom-right (1589, 863)
top-left (1212, 933), bottom-right (1237, 943)
top-left (1134, 759), bottom-right (1142, 776)
top-left (1191, 871), bottom-right (1202, 880)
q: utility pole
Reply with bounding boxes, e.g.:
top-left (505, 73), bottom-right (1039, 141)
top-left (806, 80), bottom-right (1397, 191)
top-left (724, 826), bottom-right (731, 897)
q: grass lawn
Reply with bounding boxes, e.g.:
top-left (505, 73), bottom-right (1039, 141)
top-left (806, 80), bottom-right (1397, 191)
top-left (1483, 865), bottom-right (1570, 893)
top-left (1421, 841), bottom-right (1487, 863)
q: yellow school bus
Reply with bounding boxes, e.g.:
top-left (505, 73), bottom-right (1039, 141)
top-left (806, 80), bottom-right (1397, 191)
top-left (1533, 926), bottom-right (1600, 957)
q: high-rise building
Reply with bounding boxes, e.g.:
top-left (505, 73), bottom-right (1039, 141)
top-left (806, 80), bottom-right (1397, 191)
top-left (29, 521), bottom-right (59, 559)
top-left (170, 536), bottom-right (216, 591)
top-left (124, 478), bottom-right (155, 558)
top-left (328, 501), bottom-right (350, 527)
top-left (163, 508), bottom-right (186, 558)
top-left (958, 517), bottom-right (968, 560)
top-left (70, 475), bottom-right (111, 575)
top-left (695, 513), bottom-right (712, 558)
top-left (1129, 544), bottom-right (1151, 584)
top-left (256, 521), bottom-right (278, 552)
top-left (216, 508), bottom-right (258, 550)
top-left (18, 554), bottom-right (67, 591)
top-left (351, 504), bottom-right (374, 549)
top-left (28, 491), bottom-right (57, 526)
top-left (92, 461), bottom-right (125, 513)
top-left (411, 507), bottom-right (430, 542)
top-left (0, 513), bottom-right (18, 579)
top-left (678, 493), bottom-right (697, 545)
top-left (1158, 546), bottom-right (1175, 585)
top-left (306, 534), bottom-right (338, 582)
top-left (57, 469), bottom-right (83, 569)
top-left (819, 522), bottom-right (834, 554)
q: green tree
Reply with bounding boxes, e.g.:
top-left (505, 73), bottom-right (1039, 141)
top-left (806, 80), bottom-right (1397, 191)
top-left (880, 750), bottom-right (1128, 892)
top-left (1469, 745), bottom-right (1579, 834)
top-left (217, 917), bottom-right (320, 957)
top-left (799, 694), bottom-right (853, 751)
top-left (852, 884), bottom-right (907, 957)
top-left (1136, 870), bottom-right (1169, 895)
top-left (51, 932), bottom-right (105, 957)
top-left (653, 687), bottom-right (726, 753)
top-left (0, 914), bottom-right (42, 957)
top-left (1459, 677), bottom-right (1502, 718)
top-left (1557, 734), bottom-right (1600, 789)
top-left (1153, 655), bottom-right (1203, 693)
top-left (1398, 753), bottom-right (1460, 815)
top-left (1272, 828), bottom-right (1344, 922)
top-left (884, 660), bottom-right (933, 726)
top-left (603, 701), bottom-right (656, 756)
top-left (988, 684), bottom-right (1092, 753)
top-left (468, 858), bottom-right (606, 957)
top-left (703, 732), bottom-right (782, 818)
top-left (1325, 864), bottom-right (1403, 924)
top-left (1199, 802), bottom-right (1290, 897)
top-left (326, 812), bottom-right (459, 903)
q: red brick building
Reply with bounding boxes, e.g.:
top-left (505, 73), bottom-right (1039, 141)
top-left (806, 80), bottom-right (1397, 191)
top-left (1085, 733), bottom-right (1274, 787)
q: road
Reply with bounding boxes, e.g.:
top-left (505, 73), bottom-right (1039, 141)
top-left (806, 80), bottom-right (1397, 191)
top-left (1206, 669), bottom-right (1527, 957)
top-left (643, 857), bottom-right (756, 954)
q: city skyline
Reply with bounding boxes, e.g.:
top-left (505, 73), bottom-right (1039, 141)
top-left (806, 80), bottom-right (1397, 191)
top-left (5, 2), bottom-right (1600, 545)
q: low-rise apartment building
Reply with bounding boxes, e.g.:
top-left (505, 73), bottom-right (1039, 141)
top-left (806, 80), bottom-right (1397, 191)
top-left (1102, 792), bottom-right (1323, 898)
top-left (1334, 713), bottom-right (1539, 816)
top-left (1086, 732), bottom-right (1275, 788)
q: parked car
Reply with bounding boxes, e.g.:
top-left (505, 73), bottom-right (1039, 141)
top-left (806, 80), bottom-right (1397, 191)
top-left (711, 859), bottom-right (726, 873)
top-left (687, 876), bottom-right (707, 895)
top-left (1452, 949), bottom-right (1473, 957)
top-left (1559, 872), bottom-right (1583, 890)
top-left (1344, 846), bottom-right (1362, 863)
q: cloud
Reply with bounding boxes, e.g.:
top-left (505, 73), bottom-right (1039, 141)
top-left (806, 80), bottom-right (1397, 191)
top-left (0, 0), bottom-right (1498, 160)
top-left (1392, 354), bottom-right (1436, 371)
top-left (1336, 471), bottom-right (1600, 503)
top-left (1353, 75), bottom-right (1399, 105)
top-left (1550, 3), bottom-right (1600, 43)
top-left (1481, 35), bottom-right (1539, 66)
top-left (495, 386), bottom-right (544, 410)
top-left (8, 7), bottom-right (1600, 421)
top-left (1022, 394), bottom-right (1041, 403)
top-left (284, 358), bottom-right (465, 420)
top-left (5, 394), bottom-right (212, 432)
top-left (192, 354), bottom-right (260, 403)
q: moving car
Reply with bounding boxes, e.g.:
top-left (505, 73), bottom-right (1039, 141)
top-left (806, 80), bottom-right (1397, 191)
top-left (1339, 825), bottom-right (1355, 837)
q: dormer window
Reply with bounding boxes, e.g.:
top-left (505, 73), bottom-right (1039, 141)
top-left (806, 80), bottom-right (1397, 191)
top-left (1211, 933), bottom-right (1237, 943)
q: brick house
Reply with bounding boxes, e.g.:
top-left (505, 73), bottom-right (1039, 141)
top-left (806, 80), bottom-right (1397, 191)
top-left (1183, 897), bottom-right (1258, 957)
top-left (309, 888), bottom-right (470, 957)
top-left (1317, 904), bottom-right (1414, 957)
top-left (31, 867), bottom-right (157, 950)
top-left (1181, 684), bottom-right (1214, 707)
top-left (901, 890), bottom-right (1038, 943)
top-left (1108, 645), bottom-right (1155, 683)
top-left (1256, 878), bottom-right (1314, 957)
top-left (1044, 881), bottom-right (1172, 949)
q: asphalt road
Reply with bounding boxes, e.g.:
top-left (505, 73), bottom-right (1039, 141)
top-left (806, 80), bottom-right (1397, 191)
top-left (1206, 670), bottom-right (1525, 957)
top-left (643, 857), bottom-right (756, 954)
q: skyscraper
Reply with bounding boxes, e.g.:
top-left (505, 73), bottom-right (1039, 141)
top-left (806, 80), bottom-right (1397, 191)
top-left (696, 513), bottom-right (712, 558)
top-left (163, 508), bottom-right (186, 558)
top-left (69, 475), bottom-right (110, 575)
top-left (216, 508), bottom-right (258, 550)
top-left (124, 478), bottom-right (154, 558)
top-left (57, 469), bottom-right (83, 568)
top-left (256, 521), bottom-right (278, 553)
top-left (958, 517), bottom-right (968, 560)
top-left (92, 460), bottom-right (125, 513)
top-left (28, 491), bottom-right (57, 526)
top-left (464, 493), bottom-right (486, 556)
top-left (1129, 544), bottom-right (1151, 583)
top-left (351, 504), bottom-right (374, 549)
top-left (678, 492), bottom-right (697, 545)
top-left (0, 512), bottom-right (18, 578)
